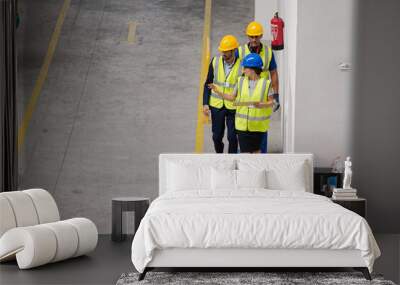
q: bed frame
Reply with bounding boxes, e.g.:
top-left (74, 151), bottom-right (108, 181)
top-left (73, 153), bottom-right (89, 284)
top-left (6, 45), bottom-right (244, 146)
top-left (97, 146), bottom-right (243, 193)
top-left (141, 248), bottom-right (371, 280)
top-left (139, 154), bottom-right (372, 281)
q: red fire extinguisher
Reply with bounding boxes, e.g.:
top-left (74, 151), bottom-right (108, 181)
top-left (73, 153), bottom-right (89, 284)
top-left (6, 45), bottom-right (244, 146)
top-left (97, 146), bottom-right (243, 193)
top-left (271, 12), bottom-right (284, 50)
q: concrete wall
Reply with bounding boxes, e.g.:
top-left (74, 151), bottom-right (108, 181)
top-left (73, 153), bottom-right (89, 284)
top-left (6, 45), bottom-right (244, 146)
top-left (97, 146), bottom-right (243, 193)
top-left (276, 0), bottom-right (297, 152)
top-left (256, 0), bottom-right (400, 233)
top-left (293, 0), bottom-right (400, 233)
top-left (352, 0), bottom-right (400, 233)
top-left (254, 0), bottom-right (277, 41)
top-left (256, 0), bottom-right (357, 161)
top-left (294, 0), bottom-right (358, 167)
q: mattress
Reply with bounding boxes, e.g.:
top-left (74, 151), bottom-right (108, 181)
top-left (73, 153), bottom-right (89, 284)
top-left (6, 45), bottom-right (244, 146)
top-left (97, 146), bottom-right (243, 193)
top-left (131, 189), bottom-right (380, 273)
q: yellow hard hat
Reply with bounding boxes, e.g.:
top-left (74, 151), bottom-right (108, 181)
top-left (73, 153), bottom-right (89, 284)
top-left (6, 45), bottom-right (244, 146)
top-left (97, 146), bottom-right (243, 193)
top-left (218, 35), bottom-right (239, 52)
top-left (246, 21), bottom-right (263, 36)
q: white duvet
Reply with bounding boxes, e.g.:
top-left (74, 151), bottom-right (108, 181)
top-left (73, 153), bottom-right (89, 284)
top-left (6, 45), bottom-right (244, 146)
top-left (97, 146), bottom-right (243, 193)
top-left (131, 189), bottom-right (380, 273)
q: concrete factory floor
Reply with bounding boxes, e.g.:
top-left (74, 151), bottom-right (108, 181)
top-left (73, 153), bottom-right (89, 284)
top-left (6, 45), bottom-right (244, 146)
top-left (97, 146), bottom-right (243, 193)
top-left (16, 0), bottom-right (283, 233)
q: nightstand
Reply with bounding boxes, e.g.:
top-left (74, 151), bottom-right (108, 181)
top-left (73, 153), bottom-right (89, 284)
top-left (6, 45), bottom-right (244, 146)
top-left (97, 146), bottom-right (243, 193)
top-left (112, 197), bottom-right (150, 242)
top-left (331, 197), bottom-right (366, 218)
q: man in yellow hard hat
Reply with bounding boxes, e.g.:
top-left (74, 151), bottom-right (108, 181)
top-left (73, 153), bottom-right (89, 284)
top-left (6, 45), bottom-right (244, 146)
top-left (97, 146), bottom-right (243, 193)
top-left (238, 21), bottom-right (280, 153)
top-left (203, 35), bottom-right (241, 153)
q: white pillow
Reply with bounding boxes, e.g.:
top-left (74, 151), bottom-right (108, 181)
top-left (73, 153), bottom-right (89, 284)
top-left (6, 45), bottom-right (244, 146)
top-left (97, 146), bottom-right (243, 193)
top-left (265, 162), bottom-right (307, 191)
top-left (211, 168), bottom-right (236, 190)
top-left (238, 159), bottom-right (308, 191)
top-left (236, 169), bottom-right (267, 189)
top-left (166, 159), bottom-right (236, 192)
top-left (167, 162), bottom-right (210, 191)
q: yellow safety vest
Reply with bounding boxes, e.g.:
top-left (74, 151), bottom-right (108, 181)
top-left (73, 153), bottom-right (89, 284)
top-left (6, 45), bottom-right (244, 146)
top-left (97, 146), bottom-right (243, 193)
top-left (235, 76), bottom-right (272, 132)
top-left (238, 44), bottom-right (273, 79)
top-left (209, 56), bottom-right (241, 110)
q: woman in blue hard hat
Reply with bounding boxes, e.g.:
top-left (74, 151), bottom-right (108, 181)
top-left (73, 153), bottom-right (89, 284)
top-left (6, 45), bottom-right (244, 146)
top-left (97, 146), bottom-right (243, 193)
top-left (208, 53), bottom-right (273, 153)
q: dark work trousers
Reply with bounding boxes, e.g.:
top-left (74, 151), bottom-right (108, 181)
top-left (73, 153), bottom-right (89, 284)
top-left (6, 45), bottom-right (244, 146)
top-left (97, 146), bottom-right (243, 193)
top-left (260, 131), bottom-right (268, 153)
top-left (210, 106), bottom-right (238, 153)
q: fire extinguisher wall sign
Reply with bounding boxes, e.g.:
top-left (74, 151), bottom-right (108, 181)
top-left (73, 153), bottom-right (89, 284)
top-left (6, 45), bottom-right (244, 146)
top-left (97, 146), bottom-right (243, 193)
top-left (271, 12), bottom-right (284, 50)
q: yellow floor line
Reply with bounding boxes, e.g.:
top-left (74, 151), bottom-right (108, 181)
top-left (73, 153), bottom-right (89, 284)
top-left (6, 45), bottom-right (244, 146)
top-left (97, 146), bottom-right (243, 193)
top-left (17, 0), bottom-right (71, 152)
top-left (127, 21), bottom-right (136, 43)
top-left (194, 0), bottom-right (212, 153)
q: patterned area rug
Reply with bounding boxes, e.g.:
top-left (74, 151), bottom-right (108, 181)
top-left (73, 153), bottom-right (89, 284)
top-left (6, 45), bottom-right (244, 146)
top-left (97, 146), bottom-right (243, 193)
top-left (116, 271), bottom-right (396, 285)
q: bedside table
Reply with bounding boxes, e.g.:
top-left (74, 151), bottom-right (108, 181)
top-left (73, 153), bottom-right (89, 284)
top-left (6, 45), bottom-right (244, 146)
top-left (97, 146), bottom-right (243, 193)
top-left (112, 197), bottom-right (150, 242)
top-left (331, 197), bottom-right (366, 218)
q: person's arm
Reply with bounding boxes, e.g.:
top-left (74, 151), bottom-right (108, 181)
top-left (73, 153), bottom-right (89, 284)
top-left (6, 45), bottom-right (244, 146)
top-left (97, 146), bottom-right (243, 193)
top-left (270, 69), bottom-right (280, 111)
top-left (270, 70), bottom-right (279, 95)
top-left (202, 59), bottom-right (214, 116)
top-left (208, 83), bottom-right (236, 101)
top-left (269, 52), bottom-right (280, 111)
top-left (269, 52), bottom-right (279, 94)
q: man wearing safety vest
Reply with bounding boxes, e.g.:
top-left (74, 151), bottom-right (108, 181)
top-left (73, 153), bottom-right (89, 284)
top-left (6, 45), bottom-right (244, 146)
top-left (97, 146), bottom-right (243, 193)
top-left (238, 21), bottom-right (280, 153)
top-left (208, 53), bottom-right (273, 153)
top-left (203, 35), bottom-right (241, 153)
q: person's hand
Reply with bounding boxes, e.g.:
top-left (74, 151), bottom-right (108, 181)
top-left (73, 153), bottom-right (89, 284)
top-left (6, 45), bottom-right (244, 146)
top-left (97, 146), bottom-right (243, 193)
top-left (254, 101), bottom-right (271, 108)
top-left (208, 83), bottom-right (218, 92)
top-left (273, 100), bottom-right (280, 112)
top-left (272, 93), bottom-right (280, 112)
top-left (253, 102), bottom-right (263, 108)
top-left (203, 105), bottom-right (210, 117)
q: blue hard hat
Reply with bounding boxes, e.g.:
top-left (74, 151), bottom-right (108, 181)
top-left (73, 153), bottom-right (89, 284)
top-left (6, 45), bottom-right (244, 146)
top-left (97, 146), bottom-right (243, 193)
top-left (241, 53), bottom-right (263, 69)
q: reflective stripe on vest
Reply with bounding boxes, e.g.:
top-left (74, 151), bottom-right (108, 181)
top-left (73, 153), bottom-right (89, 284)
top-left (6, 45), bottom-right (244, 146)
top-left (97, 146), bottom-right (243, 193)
top-left (210, 56), bottom-right (240, 110)
top-left (234, 77), bottom-right (272, 132)
top-left (235, 113), bottom-right (271, 121)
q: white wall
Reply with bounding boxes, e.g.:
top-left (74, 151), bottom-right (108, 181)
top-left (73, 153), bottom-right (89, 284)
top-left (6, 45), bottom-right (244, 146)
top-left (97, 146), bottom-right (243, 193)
top-left (256, 0), bottom-right (400, 232)
top-left (352, 0), bottom-right (400, 233)
top-left (257, 0), bottom-right (358, 166)
top-left (294, 0), bottom-right (358, 166)
top-left (254, 0), bottom-right (277, 42)
top-left (276, 0), bottom-right (297, 153)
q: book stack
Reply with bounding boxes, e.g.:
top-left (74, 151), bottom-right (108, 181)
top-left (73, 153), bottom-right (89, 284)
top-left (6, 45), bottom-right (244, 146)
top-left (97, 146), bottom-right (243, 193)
top-left (332, 188), bottom-right (358, 200)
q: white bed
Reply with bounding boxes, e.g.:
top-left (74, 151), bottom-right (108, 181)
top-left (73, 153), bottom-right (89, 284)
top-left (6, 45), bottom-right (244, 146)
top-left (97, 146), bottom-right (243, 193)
top-left (131, 154), bottom-right (380, 280)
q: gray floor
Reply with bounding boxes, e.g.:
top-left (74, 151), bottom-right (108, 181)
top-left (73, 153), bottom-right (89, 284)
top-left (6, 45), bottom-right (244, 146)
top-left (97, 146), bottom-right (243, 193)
top-left (0, 234), bottom-right (398, 284)
top-left (375, 234), bottom-right (400, 284)
top-left (15, 0), bottom-right (283, 235)
top-left (0, 235), bottom-right (132, 285)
